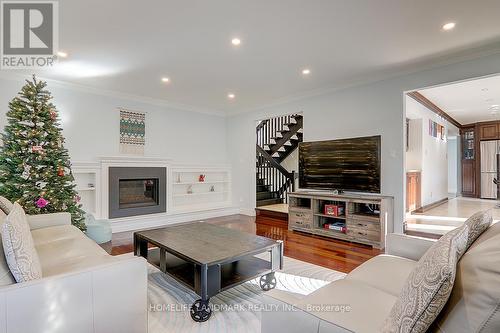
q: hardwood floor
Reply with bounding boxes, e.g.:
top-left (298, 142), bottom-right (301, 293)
top-left (102, 214), bottom-right (380, 273)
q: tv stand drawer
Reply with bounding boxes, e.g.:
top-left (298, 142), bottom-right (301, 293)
top-left (289, 211), bottom-right (312, 229)
top-left (347, 227), bottom-right (380, 242)
top-left (347, 219), bottom-right (380, 231)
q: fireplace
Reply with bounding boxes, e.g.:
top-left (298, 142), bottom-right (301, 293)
top-left (109, 167), bottom-right (166, 218)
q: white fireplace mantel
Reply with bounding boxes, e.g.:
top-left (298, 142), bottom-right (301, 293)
top-left (99, 156), bottom-right (173, 165)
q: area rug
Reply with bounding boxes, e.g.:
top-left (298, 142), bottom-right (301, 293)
top-left (148, 256), bottom-right (346, 333)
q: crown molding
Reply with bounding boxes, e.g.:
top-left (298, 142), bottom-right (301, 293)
top-left (0, 71), bottom-right (226, 117)
top-left (407, 91), bottom-right (462, 129)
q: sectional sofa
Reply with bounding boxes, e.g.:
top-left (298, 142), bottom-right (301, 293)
top-left (0, 197), bottom-right (148, 333)
top-left (262, 216), bottom-right (500, 332)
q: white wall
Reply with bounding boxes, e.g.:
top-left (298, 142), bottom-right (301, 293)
top-left (227, 52), bottom-right (500, 233)
top-left (406, 119), bottom-right (423, 171)
top-left (0, 76), bottom-right (227, 165)
top-left (448, 137), bottom-right (460, 196)
top-left (406, 96), bottom-right (458, 206)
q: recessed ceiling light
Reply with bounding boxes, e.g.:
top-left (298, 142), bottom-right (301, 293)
top-left (302, 69), bottom-right (311, 75)
top-left (231, 38), bottom-right (241, 46)
top-left (57, 51), bottom-right (68, 58)
top-left (161, 77), bottom-right (170, 83)
top-left (442, 22), bottom-right (456, 31)
top-left (227, 93), bottom-right (235, 99)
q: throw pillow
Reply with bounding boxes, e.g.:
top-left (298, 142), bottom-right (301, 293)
top-left (1, 203), bottom-right (42, 282)
top-left (0, 196), bottom-right (13, 215)
top-left (382, 224), bottom-right (469, 333)
top-left (0, 210), bottom-right (15, 286)
top-left (462, 210), bottom-right (492, 248)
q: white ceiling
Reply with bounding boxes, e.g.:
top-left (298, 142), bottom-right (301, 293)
top-left (9, 0), bottom-right (500, 115)
top-left (419, 75), bottom-right (500, 125)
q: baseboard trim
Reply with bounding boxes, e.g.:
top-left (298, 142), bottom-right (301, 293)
top-left (110, 207), bottom-right (240, 233)
top-left (413, 197), bottom-right (448, 214)
top-left (239, 208), bottom-right (256, 216)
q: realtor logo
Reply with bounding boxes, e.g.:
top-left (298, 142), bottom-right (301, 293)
top-left (1, 1), bottom-right (58, 69)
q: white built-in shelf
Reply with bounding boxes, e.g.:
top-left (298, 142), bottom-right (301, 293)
top-left (169, 202), bottom-right (232, 214)
top-left (72, 162), bottom-right (101, 218)
top-left (170, 167), bottom-right (231, 213)
top-left (173, 191), bottom-right (230, 198)
top-left (76, 187), bottom-right (96, 191)
top-left (173, 181), bottom-right (230, 185)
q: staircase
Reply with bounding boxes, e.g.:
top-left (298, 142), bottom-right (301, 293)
top-left (256, 114), bottom-right (303, 207)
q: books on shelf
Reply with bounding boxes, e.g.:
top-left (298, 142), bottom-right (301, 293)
top-left (323, 222), bottom-right (346, 233)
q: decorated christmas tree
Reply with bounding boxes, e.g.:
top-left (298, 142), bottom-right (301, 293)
top-left (0, 76), bottom-right (86, 230)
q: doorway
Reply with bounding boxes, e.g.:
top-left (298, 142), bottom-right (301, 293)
top-left (404, 74), bottom-right (500, 237)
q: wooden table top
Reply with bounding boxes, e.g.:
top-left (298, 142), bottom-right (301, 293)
top-left (135, 222), bottom-right (279, 265)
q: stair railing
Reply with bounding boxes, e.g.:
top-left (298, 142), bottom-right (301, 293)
top-left (256, 114), bottom-right (299, 203)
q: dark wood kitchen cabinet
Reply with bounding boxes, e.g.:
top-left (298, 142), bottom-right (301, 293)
top-left (478, 122), bottom-right (500, 140)
top-left (461, 126), bottom-right (477, 197)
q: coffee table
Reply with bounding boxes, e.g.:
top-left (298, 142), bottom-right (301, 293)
top-left (134, 222), bottom-right (283, 322)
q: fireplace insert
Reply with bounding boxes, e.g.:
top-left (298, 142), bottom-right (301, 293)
top-left (119, 179), bottom-right (159, 209)
top-left (109, 167), bottom-right (166, 218)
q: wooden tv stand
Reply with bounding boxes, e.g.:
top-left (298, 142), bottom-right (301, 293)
top-left (288, 191), bottom-right (393, 249)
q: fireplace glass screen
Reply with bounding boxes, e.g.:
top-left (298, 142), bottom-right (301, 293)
top-left (119, 179), bottom-right (159, 209)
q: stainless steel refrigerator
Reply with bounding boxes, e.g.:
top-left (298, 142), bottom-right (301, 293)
top-left (480, 140), bottom-right (500, 199)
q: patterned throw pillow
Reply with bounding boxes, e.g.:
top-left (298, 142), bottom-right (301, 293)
top-left (382, 224), bottom-right (469, 333)
top-left (462, 210), bottom-right (492, 248)
top-left (1, 203), bottom-right (42, 282)
top-left (0, 196), bottom-right (13, 215)
top-left (0, 211), bottom-right (15, 286)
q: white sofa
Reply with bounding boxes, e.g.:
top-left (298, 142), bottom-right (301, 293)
top-left (262, 224), bottom-right (500, 333)
top-left (0, 208), bottom-right (148, 333)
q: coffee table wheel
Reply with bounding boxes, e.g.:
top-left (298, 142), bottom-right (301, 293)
top-left (190, 299), bottom-right (212, 322)
top-left (259, 273), bottom-right (277, 291)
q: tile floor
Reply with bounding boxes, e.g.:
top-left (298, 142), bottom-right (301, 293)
top-left (406, 197), bottom-right (499, 235)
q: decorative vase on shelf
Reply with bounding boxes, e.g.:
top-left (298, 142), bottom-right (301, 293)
top-left (176, 173), bottom-right (181, 183)
top-left (187, 185), bottom-right (193, 194)
top-left (209, 185), bottom-right (215, 192)
top-left (199, 174), bottom-right (205, 182)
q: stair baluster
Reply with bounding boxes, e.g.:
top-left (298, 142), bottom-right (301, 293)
top-left (256, 114), bottom-right (302, 206)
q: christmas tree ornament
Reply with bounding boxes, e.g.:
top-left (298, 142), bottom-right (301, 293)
top-left (31, 145), bottom-right (43, 153)
top-left (35, 181), bottom-right (47, 189)
top-left (74, 195), bottom-right (81, 203)
top-left (21, 164), bottom-right (31, 179)
top-left (0, 76), bottom-right (86, 231)
top-left (35, 197), bottom-right (48, 208)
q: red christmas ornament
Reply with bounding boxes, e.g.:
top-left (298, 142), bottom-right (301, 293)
top-left (31, 145), bottom-right (43, 153)
top-left (50, 109), bottom-right (57, 120)
top-left (58, 167), bottom-right (64, 176)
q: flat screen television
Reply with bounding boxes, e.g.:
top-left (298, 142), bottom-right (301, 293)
top-left (299, 135), bottom-right (381, 193)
